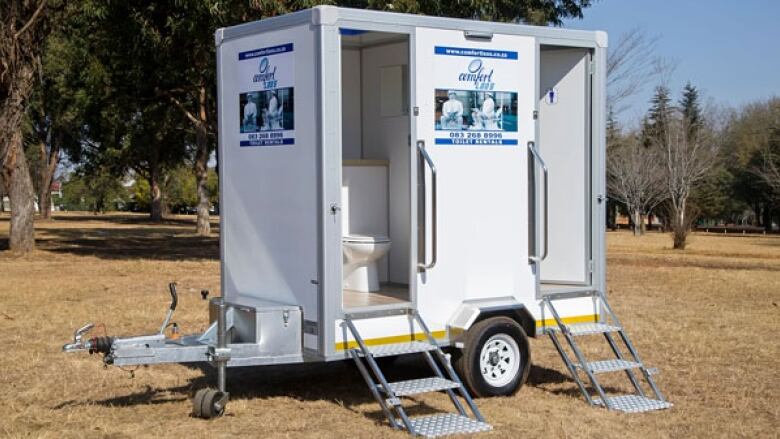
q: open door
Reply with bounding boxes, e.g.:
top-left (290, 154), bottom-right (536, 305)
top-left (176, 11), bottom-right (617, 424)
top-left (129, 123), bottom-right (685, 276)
top-left (538, 46), bottom-right (593, 290)
top-left (413, 28), bottom-right (537, 325)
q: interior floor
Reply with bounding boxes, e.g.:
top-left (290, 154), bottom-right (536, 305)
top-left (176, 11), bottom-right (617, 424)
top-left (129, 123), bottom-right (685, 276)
top-left (343, 283), bottom-right (409, 309)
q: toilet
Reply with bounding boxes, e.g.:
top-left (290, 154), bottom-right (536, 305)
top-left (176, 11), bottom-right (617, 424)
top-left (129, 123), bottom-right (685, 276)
top-left (342, 234), bottom-right (391, 293)
top-left (341, 163), bottom-right (391, 293)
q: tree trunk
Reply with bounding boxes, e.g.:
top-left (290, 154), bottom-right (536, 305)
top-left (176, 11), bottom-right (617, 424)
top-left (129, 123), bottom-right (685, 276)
top-left (37, 135), bottom-right (59, 220)
top-left (672, 198), bottom-right (688, 250)
top-left (0, 63), bottom-right (36, 253)
top-left (762, 203), bottom-right (772, 233)
top-left (632, 209), bottom-right (643, 236)
top-left (5, 132), bottom-right (36, 253)
top-left (150, 162), bottom-right (163, 222)
top-left (194, 83), bottom-right (211, 236)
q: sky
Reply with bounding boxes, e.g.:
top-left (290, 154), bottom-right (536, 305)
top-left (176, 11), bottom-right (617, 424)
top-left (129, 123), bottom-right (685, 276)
top-left (563, 0), bottom-right (780, 126)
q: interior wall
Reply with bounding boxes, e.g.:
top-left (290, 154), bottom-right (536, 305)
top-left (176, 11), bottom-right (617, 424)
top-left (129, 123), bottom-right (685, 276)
top-left (341, 48), bottom-right (362, 160)
top-left (538, 48), bottom-right (589, 284)
top-left (361, 41), bottom-right (410, 285)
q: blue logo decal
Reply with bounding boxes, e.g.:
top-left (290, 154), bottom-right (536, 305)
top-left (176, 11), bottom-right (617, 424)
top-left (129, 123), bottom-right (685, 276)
top-left (253, 57), bottom-right (277, 88)
top-left (458, 59), bottom-right (495, 90)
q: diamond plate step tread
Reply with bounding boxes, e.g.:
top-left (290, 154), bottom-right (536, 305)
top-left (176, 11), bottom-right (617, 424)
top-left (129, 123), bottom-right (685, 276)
top-left (551, 322), bottom-right (621, 336)
top-left (408, 413), bottom-right (492, 438)
top-left (364, 341), bottom-right (436, 358)
top-left (594, 395), bottom-right (673, 413)
top-left (383, 377), bottom-right (460, 396)
top-left (577, 359), bottom-right (642, 374)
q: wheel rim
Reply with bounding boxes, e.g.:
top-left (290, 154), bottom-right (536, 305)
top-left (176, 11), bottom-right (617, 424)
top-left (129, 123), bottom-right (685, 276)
top-left (479, 333), bottom-right (521, 388)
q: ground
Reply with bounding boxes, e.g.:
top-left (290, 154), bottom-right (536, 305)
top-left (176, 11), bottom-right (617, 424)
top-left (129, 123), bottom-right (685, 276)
top-left (0, 213), bottom-right (778, 438)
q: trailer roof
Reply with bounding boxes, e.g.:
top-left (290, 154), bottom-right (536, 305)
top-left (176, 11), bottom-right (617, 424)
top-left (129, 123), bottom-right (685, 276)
top-left (216, 6), bottom-right (607, 49)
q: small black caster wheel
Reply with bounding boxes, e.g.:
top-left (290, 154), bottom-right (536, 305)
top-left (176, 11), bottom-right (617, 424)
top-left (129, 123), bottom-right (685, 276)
top-left (192, 388), bottom-right (229, 419)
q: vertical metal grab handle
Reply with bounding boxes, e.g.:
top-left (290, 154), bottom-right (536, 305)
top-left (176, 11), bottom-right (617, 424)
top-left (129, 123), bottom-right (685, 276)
top-left (417, 141), bottom-right (437, 271)
top-left (528, 141), bottom-right (549, 261)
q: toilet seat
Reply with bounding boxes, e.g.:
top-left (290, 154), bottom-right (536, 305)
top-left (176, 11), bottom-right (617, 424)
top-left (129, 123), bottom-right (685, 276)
top-left (343, 233), bottom-right (390, 244)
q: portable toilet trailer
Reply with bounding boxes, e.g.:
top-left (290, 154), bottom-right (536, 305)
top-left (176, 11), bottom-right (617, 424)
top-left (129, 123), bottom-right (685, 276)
top-left (62, 6), bottom-right (670, 436)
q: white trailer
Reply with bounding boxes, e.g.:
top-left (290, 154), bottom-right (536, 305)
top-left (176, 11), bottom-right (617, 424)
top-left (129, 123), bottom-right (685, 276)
top-left (63, 6), bottom-right (670, 436)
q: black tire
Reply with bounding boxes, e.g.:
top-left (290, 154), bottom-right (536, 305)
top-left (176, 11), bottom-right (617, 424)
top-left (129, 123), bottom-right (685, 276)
top-left (453, 316), bottom-right (531, 397)
top-left (192, 388), bottom-right (227, 419)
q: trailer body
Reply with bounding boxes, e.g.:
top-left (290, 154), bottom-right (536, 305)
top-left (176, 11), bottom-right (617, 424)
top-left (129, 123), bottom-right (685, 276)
top-left (211, 6), bottom-right (607, 365)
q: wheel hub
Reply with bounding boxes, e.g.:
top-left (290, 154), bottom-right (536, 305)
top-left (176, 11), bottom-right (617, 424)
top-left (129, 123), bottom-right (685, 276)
top-left (479, 333), bottom-right (521, 388)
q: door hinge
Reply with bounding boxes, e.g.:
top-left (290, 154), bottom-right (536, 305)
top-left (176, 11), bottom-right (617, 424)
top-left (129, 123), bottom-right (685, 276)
top-left (413, 106), bottom-right (419, 116)
top-left (588, 260), bottom-right (595, 273)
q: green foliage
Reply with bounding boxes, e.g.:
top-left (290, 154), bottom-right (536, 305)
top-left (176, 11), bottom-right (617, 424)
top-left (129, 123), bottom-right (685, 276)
top-left (642, 85), bottom-right (673, 146)
top-left (61, 171), bottom-right (128, 212)
top-left (680, 82), bottom-right (701, 139)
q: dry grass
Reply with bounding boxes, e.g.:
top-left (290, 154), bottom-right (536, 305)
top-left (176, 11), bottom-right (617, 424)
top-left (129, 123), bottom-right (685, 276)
top-left (0, 213), bottom-right (778, 438)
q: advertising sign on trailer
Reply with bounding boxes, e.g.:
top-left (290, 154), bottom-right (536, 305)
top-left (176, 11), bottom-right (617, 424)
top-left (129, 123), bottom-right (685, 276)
top-left (432, 46), bottom-right (520, 146)
top-left (237, 43), bottom-right (295, 147)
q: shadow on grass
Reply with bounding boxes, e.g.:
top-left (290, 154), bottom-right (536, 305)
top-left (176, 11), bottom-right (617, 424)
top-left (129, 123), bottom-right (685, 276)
top-left (527, 363), bottom-right (626, 399)
top-left (52, 357), bottom-right (444, 424)
top-left (36, 226), bottom-right (219, 261)
top-left (1, 214), bottom-right (219, 261)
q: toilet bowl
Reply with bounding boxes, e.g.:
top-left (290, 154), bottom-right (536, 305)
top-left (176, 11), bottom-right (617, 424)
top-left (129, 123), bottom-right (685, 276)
top-left (342, 234), bottom-right (391, 293)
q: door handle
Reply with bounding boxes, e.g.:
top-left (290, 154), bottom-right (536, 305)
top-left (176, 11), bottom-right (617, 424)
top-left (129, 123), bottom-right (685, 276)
top-left (528, 141), bottom-right (549, 262)
top-left (417, 140), bottom-right (437, 271)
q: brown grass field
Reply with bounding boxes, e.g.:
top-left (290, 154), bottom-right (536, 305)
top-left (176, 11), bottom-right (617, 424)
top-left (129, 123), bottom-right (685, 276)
top-left (0, 212), bottom-right (778, 438)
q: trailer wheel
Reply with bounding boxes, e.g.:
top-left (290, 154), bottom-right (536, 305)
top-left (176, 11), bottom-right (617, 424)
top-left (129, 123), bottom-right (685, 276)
top-left (192, 388), bottom-right (227, 419)
top-left (453, 316), bottom-right (530, 397)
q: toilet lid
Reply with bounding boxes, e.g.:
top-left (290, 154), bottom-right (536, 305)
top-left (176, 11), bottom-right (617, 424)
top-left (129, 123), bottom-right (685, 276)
top-left (343, 233), bottom-right (390, 243)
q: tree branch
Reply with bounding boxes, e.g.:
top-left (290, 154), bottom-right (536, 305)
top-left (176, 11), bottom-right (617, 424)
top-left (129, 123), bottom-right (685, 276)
top-left (14, 0), bottom-right (48, 40)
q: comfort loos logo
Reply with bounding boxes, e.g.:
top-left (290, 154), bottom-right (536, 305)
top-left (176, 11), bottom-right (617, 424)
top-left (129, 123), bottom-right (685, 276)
top-left (253, 57), bottom-right (277, 84)
top-left (458, 59), bottom-right (495, 91)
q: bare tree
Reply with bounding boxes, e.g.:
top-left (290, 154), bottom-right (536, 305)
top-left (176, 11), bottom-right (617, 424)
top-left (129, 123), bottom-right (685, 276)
top-left (607, 28), bottom-right (662, 114)
top-left (656, 116), bottom-right (720, 249)
top-left (753, 131), bottom-right (780, 204)
top-left (608, 134), bottom-right (667, 235)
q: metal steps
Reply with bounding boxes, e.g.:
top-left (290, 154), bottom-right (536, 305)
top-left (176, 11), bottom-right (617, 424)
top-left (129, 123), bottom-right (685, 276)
top-left (553, 322), bottom-right (621, 336)
top-left (408, 413), bottom-right (493, 438)
top-left (366, 341), bottom-right (436, 358)
top-left (577, 359), bottom-right (641, 374)
top-left (543, 290), bottom-right (671, 413)
top-left (345, 309), bottom-right (491, 437)
top-left (384, 377), bottom-right (460, 397)
top-left (594, 395), bottom-right (673, 413)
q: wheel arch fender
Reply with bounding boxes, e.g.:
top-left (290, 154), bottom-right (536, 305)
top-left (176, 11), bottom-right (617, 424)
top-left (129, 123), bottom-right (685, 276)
top-left (447, 297), bottom-right (536, 345)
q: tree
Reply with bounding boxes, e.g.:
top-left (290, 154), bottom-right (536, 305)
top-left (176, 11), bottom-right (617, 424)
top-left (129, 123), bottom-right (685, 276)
top-left (753, 124), bottom-right (780, 205)
top-left (606, 28), bottom-right (662, 115)
top-left (0, 0), bottom-right (57, 253)
top-left (721, 98), bottom-right (780, 230)
top-left (643, 85), bottom-right (673, 147)
top-left (655, 87), bottom-right (720, 249)
top-left (61, 170), bottom-right (126, 213)
top-left (607, 132), bottom-right (667, 236)
top-left (24, 30), bottom-right (88, 219)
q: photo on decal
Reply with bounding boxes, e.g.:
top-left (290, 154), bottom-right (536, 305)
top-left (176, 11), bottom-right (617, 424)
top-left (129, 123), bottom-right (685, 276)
top-left (434, 89), bottom-right (518, 132)
top-left (240, 87), bottom-right (295, 133)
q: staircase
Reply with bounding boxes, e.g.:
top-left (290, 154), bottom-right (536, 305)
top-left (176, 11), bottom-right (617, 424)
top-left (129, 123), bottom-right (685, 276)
top-left (344, 309), bottom-right (491, 437)
top-left (542, 290), bottom-right (672, 413)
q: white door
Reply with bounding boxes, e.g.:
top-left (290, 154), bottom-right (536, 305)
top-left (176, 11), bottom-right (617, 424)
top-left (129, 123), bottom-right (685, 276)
top-left (413, 28), bottom-right (537, 326)
top-left (538, 48), bottom-right (592, 284)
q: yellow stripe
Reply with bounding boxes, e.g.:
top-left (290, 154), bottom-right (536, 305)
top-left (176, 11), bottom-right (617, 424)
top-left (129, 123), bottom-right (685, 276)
top-left (536, 314), bottom-right (598, 328)
top-left (335, 330), bottom-right (448, 351)
top-left (334, 315), bottom-right (596, 351)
